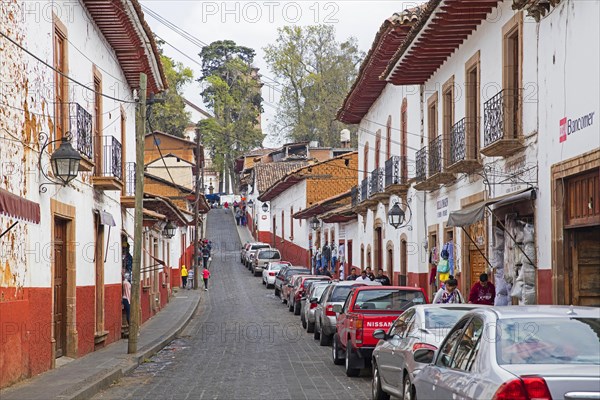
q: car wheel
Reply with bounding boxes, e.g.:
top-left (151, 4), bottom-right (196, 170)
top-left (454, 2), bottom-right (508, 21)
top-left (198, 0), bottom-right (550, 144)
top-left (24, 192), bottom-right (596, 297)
top-left (313, 321), bottom-right (321, 340)
top-left (294, 301), bottom-right (301, 315)
top-left (332, 335), bottom-right (344, 365)
top-left (403, 374), bottom-right (413, 400)
top-left (262, 278), bottom-right (266, 285)
top-left (288, 300), bottom-right (294, 312)
top-left (372, 363), bottom-right (390, 400)
top-left (307, 321), bottom-right (315, 333)
top-left (254, 270), bottom-right (260, 277)
top-left (345, 345), bottom-right (360, 377)
top-left (319, 326), bottom-right (331, 346)
top-left (274, 287), bottom-right (280, 297)
top-left (266, 283), bottom-right (273, 289)
top-left (301, 317), bottom-right (307, 329)
top-left (281, 295), bottom-right (287, 304)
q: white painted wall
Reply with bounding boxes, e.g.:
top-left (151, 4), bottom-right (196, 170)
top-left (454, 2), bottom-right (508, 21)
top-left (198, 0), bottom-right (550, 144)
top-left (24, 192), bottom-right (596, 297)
top-left (146, 156), bottom-right (194, 189)
top-left (270, 180), bottom-right (309, 250)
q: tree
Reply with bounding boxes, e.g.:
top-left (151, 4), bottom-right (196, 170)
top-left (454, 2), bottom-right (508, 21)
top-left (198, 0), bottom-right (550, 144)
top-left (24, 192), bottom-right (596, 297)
top-left (148, 54), bottom-right (194, 137)
top-left (264, 25), bottom-right (363, 147)
top-left (198, 41), bottom-right (264, 192)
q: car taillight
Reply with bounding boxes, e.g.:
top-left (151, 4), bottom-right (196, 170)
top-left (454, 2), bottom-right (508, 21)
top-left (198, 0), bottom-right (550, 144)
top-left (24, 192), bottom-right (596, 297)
top-left (325, 305), bottom-right (336, 316)
top-left (310, 302), bottom-right (317, 309)
top-left (412, 343), bottom-right (437, 352)
top-left (492, 377), bottom-right (552, 400)
top-left (269, 272), bottom-right (276, 276)
top-left (355, 316), bottom-right (363, 344)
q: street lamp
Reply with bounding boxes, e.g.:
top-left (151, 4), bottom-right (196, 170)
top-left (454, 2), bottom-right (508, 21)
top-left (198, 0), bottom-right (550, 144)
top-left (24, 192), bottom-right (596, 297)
top-left (262, 202), bottom-right (269, 212)
top-left (388, 201), bottom-right (409, 229)
top-left (310, 216), bottom-right (320, 231)
top-left (38, 132), bottom-right (82, 193)
top-left (247, 199), bottom-right (254, 208)
top-left (162, 221), bottom-right (177, 239)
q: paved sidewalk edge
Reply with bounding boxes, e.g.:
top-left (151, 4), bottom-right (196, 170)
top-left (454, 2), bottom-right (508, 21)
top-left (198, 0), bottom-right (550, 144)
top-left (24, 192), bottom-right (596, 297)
top-left (66, 293), bottom-right (202, 400)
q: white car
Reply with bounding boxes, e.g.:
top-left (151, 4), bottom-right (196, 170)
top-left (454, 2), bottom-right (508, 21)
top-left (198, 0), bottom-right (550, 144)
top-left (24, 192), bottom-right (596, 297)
top-left (262, 261), bottom-right (290, 289)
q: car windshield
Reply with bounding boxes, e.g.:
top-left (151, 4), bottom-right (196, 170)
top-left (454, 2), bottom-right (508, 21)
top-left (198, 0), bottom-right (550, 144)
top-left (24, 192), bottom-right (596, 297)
top-left (424, 308), bottom-right (471, 329)
top-left (354, 290), bottom-right (426, 311)
top-left (258, 250), bottom-right (280, 259)
top-left (252, 245), bottom-right (270, 250)
top-left (302, 278), bottom-right (328, 288)
top-left (496, 317), bottom-right (600, 365)
top-left (311, 285), bottom-right (328, 300)
top-left (268, 263), bottom-right (284, 271)
top-left (286, 269), bottom-right (309, 278)
top-left (331, 286), bottom-right (354, 302)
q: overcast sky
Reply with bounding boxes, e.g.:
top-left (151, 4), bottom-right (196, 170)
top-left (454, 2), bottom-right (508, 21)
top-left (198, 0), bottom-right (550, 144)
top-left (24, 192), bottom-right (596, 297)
top-left (140, 1), bottom-right (424, 147)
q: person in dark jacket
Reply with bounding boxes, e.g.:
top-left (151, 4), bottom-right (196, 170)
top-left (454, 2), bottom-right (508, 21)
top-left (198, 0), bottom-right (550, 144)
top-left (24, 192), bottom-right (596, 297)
top-left (346, 267), bottom-right (358, 281)
top-left (468, 273), bottom-right (495, 305)
top-left (374, 269), bottom-right (391, 286)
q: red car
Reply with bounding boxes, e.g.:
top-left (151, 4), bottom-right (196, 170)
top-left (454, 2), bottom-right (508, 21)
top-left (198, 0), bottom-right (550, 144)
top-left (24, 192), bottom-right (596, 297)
top-left (288, 276), bottom-right (332, 315)
top-left (331, 286), bottom-right (428, 377)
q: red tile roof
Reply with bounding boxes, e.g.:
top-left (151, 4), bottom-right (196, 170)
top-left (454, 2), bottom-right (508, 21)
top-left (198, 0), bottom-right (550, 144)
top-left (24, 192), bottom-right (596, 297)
top-left (337, 7), bottom-right (423, 124)
top-left (253, 161), bottom-right (310, 193)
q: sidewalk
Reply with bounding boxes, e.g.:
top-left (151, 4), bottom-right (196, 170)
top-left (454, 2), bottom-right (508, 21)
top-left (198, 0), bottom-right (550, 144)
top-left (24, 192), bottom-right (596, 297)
top-left (236, 220), bottom-right (254, 244)
top-left (0, 289), bottom-right (201, 400)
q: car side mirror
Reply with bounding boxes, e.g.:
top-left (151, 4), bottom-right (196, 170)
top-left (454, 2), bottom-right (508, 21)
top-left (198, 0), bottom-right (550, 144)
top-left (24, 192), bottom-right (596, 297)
top-left (413, 349), bottom-right (435, 364)
top-left (332, 304), bottom-right (342, 313)
top-left (373, 329), bottom-right (387, 341)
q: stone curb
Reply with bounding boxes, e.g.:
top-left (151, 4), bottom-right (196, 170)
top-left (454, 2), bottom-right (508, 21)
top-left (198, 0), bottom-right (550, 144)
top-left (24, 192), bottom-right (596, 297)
top-left (63, 293), bottom-right (202, 400)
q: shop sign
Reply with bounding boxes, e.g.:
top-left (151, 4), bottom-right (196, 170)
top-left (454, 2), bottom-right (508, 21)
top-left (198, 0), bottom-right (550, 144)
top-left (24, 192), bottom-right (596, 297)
top-left (560, 111), bottom-right (595, 143)
top-left (501, 155), bottom-right (534, 195)
top-left (437, 197), bottom-right (448, 218)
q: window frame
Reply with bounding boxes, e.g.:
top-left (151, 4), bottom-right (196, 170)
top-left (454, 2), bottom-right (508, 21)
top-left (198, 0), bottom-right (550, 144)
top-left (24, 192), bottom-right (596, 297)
top-left (427, 92), bottom-right (439, 144)
top-left (442, 76), bottom-right (455, 168)
top-left (465, 51), bottom-right (481, 161)
top-left (502, 12), bottom-right (523, 139)
top-left (53, 15), bottom-right (69, 144)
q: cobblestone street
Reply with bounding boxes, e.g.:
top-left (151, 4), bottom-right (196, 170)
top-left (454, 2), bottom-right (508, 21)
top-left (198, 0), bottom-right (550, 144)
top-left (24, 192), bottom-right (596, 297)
top-left (93, 209), bottom-right (371, 400)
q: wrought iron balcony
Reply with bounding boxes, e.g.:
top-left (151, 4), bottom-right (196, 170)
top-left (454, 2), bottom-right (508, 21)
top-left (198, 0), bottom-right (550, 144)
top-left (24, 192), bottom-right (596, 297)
top-left (351, 185), bottom-right (360, 208)
top-left (370, 167), bottom-right (385, 195)
top-left (482, 89), bottom-right (523, 157)
top-left (429, 135), bottom-right (443, 176)
top-left (415, 148), bottom-right (427, 182)
top-left (448, 118), bottom-right (481, 173)
top-left (93, 135), bottom-right (123, 191)
top-left (360, 176), bottom-right (371, 203)
top-left (384, 156), bottom-right (409, 196)
top-left (69, 103), bottom-right (93, 170)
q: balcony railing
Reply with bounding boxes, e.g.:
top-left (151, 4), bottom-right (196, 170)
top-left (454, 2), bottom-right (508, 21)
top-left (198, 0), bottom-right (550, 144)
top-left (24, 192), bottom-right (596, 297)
top-left (429, 135), bottom-right (443, 175)
top-left (351, 185), bottom-right (360, 208)
top-left (360, 176), bottom-right (371, 202)
top-left (69, 103), bottom-right (93, 160)
top-left (484, 90), bottom-right (505, 146)
top-left (449, 118), bottom-right (467, 165)
top-left (125, 162), bottom-right (136, 196)
top-left (370, 167), bottom-right (385, 195)
top-left (416, 148), bottom-right (427, 182)
top-left (101, 136), bottom-right (122, 181)
top-left (385, 156), bottom-right (408, 187)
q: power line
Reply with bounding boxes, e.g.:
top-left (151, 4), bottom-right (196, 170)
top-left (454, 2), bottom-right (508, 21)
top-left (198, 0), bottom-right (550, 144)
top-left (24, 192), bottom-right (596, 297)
top-left (0, 31), bottom-right (137, 104)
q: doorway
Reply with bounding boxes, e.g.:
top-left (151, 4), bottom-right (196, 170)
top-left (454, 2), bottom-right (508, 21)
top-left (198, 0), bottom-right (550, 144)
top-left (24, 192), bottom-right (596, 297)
top-left (94, 214), bottom-right (105, 341)
top-left (53, 218), bottom-right (68, 358)
top-left (567, 227), bottom-right (600, 306)
top-left (347, 240), bottom-right (353, 275)
top-left (400, 238), bottom-right (408, 286)
top-left (374, 226), bottom-right (382, 271)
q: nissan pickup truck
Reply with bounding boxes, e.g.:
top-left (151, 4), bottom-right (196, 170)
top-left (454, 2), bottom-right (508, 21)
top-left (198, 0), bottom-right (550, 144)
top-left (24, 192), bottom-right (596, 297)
top-left (331, 286), bottom-right (428, 377)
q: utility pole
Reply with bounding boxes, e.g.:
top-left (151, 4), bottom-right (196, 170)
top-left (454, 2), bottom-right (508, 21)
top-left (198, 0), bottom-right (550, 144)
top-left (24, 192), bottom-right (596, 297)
top-left (129, 73), bottom-right (146, 354)
top-left (193, 128), bottom-right (202, 289)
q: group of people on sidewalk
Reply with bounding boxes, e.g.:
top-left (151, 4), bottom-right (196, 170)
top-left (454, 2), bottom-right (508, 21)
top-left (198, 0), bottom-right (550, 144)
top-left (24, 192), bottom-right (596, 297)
top-left (180, 239), bottom-right (213, 291)
top-left (345, 267), bottom-right (392, 285)
top-left (431, 273), bottom-right (496, 305)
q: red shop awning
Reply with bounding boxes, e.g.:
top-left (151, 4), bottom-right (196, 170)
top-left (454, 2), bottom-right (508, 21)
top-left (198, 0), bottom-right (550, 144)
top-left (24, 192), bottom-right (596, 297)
top-left (0, 188), bottom-right (40, 224)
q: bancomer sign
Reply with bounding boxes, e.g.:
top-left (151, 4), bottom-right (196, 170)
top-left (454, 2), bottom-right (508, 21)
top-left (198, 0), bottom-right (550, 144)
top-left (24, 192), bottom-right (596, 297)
top-left (560, 111), bottom-right (595, 143)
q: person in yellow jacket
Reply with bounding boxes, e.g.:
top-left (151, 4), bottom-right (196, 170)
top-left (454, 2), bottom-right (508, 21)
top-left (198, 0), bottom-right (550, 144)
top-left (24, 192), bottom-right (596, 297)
top-left (181, 265), bottom-right (188, 288)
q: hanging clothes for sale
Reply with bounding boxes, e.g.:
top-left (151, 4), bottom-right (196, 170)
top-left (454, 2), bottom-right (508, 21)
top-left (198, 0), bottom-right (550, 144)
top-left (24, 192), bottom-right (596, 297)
top-left (442, 241), bottom-right (455, 275)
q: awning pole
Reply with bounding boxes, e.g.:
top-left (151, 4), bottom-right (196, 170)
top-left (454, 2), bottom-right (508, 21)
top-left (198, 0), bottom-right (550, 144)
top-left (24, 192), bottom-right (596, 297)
top-left (486, 205), bottom-right (536, 268)
top-left (460, 226), bottom-right (495, 272)
top-left (0, 221), bottom-right (18, 239)
top-left (104, 225), bottom-right (111, 263)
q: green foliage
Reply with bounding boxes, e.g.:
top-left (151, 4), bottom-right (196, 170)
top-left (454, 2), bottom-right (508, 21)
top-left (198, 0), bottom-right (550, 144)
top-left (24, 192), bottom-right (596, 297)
top-left (197, 41), bottom-right (264, 191)
top-left (149, 55), bottom-right (194, 137)
top-left (264, 25), bottom-right (363, 147)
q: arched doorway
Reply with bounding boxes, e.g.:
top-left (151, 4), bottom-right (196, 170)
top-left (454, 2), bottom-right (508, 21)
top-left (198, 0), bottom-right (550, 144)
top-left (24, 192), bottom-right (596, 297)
top-left (386, 241), bottom-right (394, 285)
top-left (400, 235), bottom-right (408, 286)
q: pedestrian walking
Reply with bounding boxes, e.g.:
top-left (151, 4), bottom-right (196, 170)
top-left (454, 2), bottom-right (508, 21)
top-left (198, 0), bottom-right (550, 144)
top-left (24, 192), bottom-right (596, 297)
top-left (202, 242), bottom-right (211, 269)
top-left (122, 273), bottom-right (131, 326)
top-left (468, 273), bottom-right (496, 305)
top-left (432, 277), bottom-right (465, 304)
top-left (181, 264), bottom-right (188, 288)
top-left (235, 208), bottom-right (242, 225)
top-left (202, 267), bottom-right (211, 290)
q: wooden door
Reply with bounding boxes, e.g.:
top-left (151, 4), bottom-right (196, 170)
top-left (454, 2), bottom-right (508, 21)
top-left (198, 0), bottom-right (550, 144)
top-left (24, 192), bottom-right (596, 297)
top-left (95, 217), bottom-right (105, 335)
top-left (468, 220), bottom-right (486, 288)
top-left (347, 240), bottom-right (353, 274)
top-left (54, 218), bottom-right (68, 358)
top-left (570, 228), bottom-right (600, 306)
top-left (469, 250), bottom-right (487, 289)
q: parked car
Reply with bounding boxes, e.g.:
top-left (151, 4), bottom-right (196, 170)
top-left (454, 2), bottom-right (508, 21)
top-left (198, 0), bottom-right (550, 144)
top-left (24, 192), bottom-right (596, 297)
top-left (282, 273), bottom-right (313, 305)
top-left (302, 282), bottom-right (331, 332)
top-left (274, 266), bottom-right (309, 297)
top-left (371, 304), bottom-right (480, 400)
top-left (240, 242), bottom-right (251, 263)
top-left (262, 261), bottom-right (291, 288)
top-left (252, 248), bottom-right (282, 276)
top-left (244, 242), bottom-right (271, 269)
top-left (289, 276), bottom-right (332, 314)
top-left (314, 280), bottom-right (382, 347)
top-left (410, 306), bottom-right (600, 400)
top-left (331, 286), bottom-right (428, 377)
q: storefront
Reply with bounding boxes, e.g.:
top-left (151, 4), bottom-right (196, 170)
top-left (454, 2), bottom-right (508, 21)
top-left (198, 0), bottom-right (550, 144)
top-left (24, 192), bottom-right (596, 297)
top-left (551, 149), bottom-right (600, 306)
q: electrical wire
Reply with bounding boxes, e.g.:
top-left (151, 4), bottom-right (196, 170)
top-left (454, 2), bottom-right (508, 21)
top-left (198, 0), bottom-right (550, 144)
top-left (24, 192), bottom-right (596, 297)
top-left (0, 31), bottom-right (137, 104)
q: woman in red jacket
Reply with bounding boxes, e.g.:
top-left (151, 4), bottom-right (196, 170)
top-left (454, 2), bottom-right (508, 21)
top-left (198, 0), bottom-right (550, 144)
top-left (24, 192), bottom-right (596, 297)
top-left (202, 267), bottom-right (211, 291)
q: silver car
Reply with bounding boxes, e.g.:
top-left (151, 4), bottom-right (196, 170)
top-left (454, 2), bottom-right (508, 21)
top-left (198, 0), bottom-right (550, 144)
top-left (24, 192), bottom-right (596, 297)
top-left (313, 280), bottom-right (381, 346)
top-left (409, 306), bottom-right (600, 400)
top-left (252, 248), bottom-right (282, 276)
top-left (244, 243), bottom-right (270, 269)
top-left (301, 281), bottom-right (331, 332)
top-left (371, 304), bottom-right (481, 400)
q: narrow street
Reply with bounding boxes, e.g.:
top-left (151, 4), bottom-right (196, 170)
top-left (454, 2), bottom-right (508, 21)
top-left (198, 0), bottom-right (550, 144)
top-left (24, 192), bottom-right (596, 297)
top-left (93, 209), bottom-right (371, 400)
